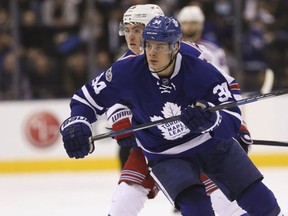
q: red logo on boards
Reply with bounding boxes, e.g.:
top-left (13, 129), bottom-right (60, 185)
top-left (25, 111), bottom-right (60, 148)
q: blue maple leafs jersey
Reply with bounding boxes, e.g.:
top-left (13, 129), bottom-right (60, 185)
top-left (106, 42), bottom-right (214, 126)
top-left (69, 42), bottom-right (242, 160)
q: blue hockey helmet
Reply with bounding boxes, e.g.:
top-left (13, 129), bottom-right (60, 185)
top-left (142, 16), bottom-right (182, 48)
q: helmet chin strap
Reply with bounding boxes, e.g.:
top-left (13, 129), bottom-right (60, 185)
top-left (150, 52), bottom-right (176, 74)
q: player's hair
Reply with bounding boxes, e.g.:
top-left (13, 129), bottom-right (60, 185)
top-left (119, 4), bottom-right (164, 36)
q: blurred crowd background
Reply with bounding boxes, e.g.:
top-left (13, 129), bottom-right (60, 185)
top-left (0, 0), bottom-right (288, 100)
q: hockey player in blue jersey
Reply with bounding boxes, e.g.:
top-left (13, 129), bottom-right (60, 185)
top-left (60, 16), bottom-right (283, 216)
top-left (107, 5), bottom-right (250, 216)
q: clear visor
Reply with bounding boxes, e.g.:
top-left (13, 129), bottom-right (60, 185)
top-left (144, 42), bottom-right (174, 53)
top-left (118, 22), bottom-right (145, 36)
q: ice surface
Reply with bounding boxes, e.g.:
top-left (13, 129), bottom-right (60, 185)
top-left (0, 167), bottom-right (287, 216)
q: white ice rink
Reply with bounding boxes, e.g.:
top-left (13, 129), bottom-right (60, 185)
top-left (0, 167), bottom-right (287, 216)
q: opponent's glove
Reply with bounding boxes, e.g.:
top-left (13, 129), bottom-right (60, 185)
top-left (236, 123), bottom-right (253, 153)
top-left (112, 117), bottom-right (137, 147)
top-left (180, 101), bottom-right (221, 133)
top-left (60, 116), bottom-right (94, 159)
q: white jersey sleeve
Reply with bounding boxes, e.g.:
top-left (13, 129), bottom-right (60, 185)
top-left (106, 103), bottom-right (132, 126)
top-left (194, 43), bottom-right (214, 63)
top-left (199, 39), bottom-right (230, 75)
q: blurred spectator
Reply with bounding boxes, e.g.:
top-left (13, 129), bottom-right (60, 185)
top-left (93, 50), bottom-right (112, 77)
top-left (39, 0), bottom-right (84, 56)
top-left (41, 0), bottom-right (80, 28)
top-left (25, 49), bottom-right (63, 99)
top-left (63, 51), bottom-right (89, 96)
top-left (106, 7), bottom-right (123, 57)
top-left (242, 1), bottom-right (275, 93)
top-left (0, 32), bottom-right (12, 71)
top-left (79, 5), bottom-right (104, 46)
top-left (262, 0), bottom-right (288, 90)
top-left (1, 0), bottom-right (287, 100)
top-left (0, 52), bottom-right (31, 100)
top-left (20, 9), bottom-right (50, 50)
top-left (0, 7), bottom-right (11, 32)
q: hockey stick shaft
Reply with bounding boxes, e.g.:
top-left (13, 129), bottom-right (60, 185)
top-left (90, 88), bottom-right (288, 142)
top-left (252, 139), bottom-right (288, 147)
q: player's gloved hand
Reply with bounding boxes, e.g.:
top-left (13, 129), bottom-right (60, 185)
top-left (112, 117), bottom-right (137, 147)
top-left (236, 123), bottom-right (253, 153)
top-left (60, 116), bottom-right (94, 159)
top-left (180, 101), bottom-right (221, 133)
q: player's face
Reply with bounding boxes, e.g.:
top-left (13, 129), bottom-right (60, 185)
top-left (123, 23), bottom-right (145, 54)
top-left (145, 40), bottom-right (175, 75)
top-left (180, 21), bottom-right (203, 42)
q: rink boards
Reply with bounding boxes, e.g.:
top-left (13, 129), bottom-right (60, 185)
top-left (0, 96), bottom-right (288, 173)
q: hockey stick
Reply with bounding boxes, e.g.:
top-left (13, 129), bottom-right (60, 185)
top-left (90, 88), bottom-right (288, 142)
top-left (252, 139), bottom-right (288, 147)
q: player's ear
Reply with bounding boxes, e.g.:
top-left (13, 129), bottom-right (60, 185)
top-left (172, 42), bottom-right (180, 54)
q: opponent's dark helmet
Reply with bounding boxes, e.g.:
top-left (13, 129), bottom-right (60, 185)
top-left (142, 16), bottom-right (182, 47)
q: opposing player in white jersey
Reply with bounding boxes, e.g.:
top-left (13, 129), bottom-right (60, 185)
top-left (106, 5), bottom-right (163, 216)
top-left (113, 5), bottom-right (164, 170)
top-left (177, 5), bottom-right (230, 75)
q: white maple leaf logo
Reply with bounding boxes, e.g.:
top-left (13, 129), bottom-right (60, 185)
top-left (150, 102), bottom-right (190, 140)
top-left (161, 102), bottom-right (181, 117)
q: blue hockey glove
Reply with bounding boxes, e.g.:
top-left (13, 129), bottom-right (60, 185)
top-left (112, 117), bottom-right (137, 147)
top-left (180, 101), bottom-right (221, 133)
top-left (60, 116), bottom-right (94, 159)
top-left (235, 123), bottom-right (253, 153)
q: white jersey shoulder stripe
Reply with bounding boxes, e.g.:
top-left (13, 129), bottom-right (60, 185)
top-left (72, 94), bottom-right (100, 119)
top-left (221, 109), bottom-right (242, 122)
top-left (118, 54), bottom-right (138, 61)
top-left (81, 86), bottom-right (104, 111)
